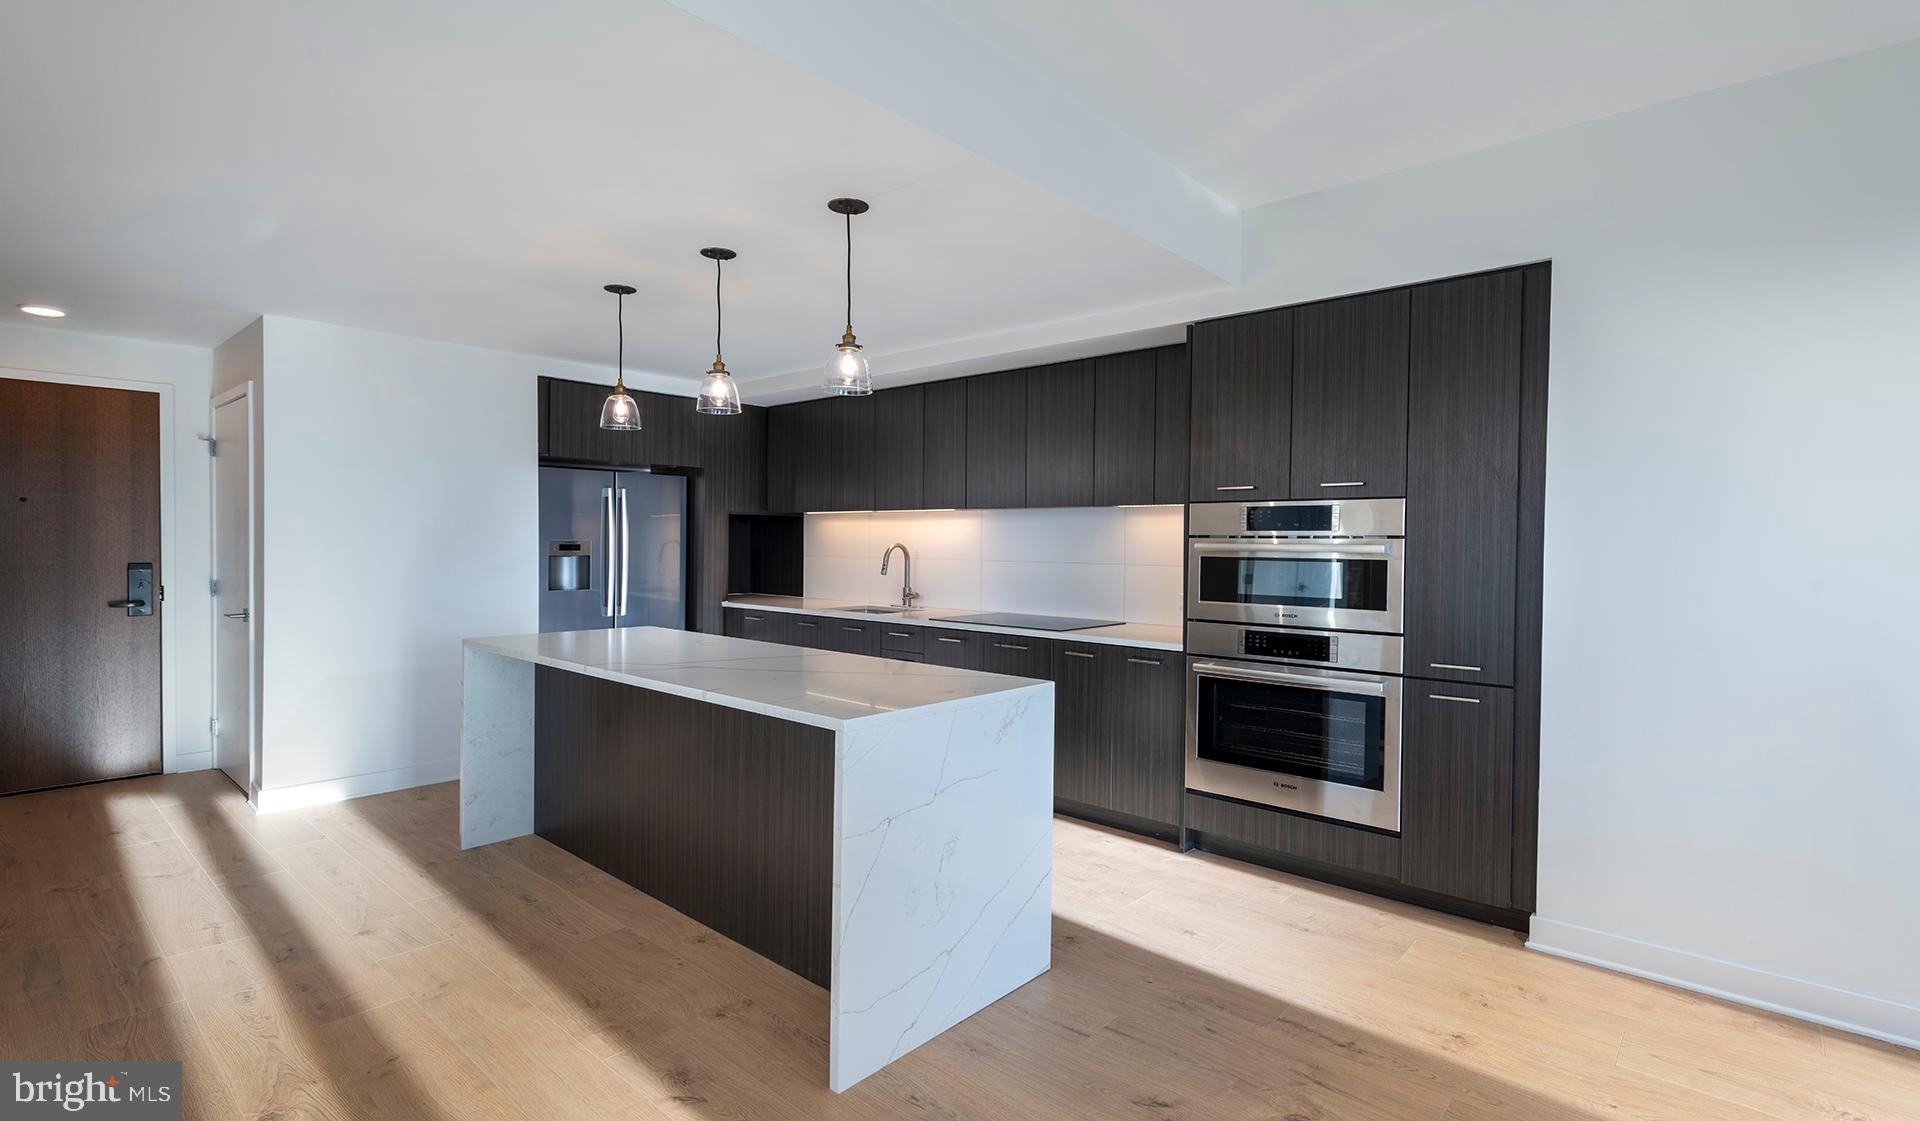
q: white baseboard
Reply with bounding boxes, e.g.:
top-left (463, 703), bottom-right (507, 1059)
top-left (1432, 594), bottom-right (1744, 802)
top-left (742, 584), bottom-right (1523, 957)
top-left (1528, 917), bottom-right (1920, 1050)
top-left (252, 757), bottom-right (459, 815)
top-left (167, 751), bottom-right (213, 774)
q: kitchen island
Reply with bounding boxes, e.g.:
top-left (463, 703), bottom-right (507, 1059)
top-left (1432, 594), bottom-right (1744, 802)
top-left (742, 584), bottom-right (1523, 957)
top-left (458, 627), bottom-right (1055, 1092)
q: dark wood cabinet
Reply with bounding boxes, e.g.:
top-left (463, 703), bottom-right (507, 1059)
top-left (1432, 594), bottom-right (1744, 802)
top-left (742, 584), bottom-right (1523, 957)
top-left (1093, 350), bottom-right (1157, 507)
top-left (921, 379), bottom-right (968, 509)
top-left (765, 405), bottom-right (799, 513)
top-left (1405, 271), bottom-right (1523, 686)
top-left (1152, 344), bottom-right (1190, 504)
top-left (871, 385), bottom-right (923, 511)
top-left (723, 607), bottom-right (793, 646)
top-left (980, 633), bottom-right (1051, 680)
top-left (1025, 361), bottom-right (1096, 508)
top-left (790, 399), bottom-right (835, 514)
top-left (923, 627), bottom-right (984, 670)
top-left (1400, 682), bottom-right (1514, 908)
top-left (966, 370), bottom-right (1027, 509)
top-left (827, 395), bottom-right (875, 512)
top-left (1188, 309), bottom-right (1292, 500)
top-left (828, 619), bottom-right (881, 656)
top-left (1290, 289), bottom-right (1409, 498)
top-left (789, 616), bottom-right (832, 650)
top-left (1051, 643), bottom-right (1107, 806)
top-left (1106, 647), bottom-right (1182, 829)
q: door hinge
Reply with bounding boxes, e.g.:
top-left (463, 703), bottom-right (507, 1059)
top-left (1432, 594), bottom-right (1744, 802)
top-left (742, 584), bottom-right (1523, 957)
top-left (209, 578), bottom-right (219, 596)
top-left (209, 716), bottom-right (220, 738)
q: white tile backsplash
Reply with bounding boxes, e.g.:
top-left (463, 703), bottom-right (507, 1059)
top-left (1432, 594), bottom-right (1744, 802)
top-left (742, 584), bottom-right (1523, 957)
top-left (805, 506), bottom-right (1182, 623)
top-left (1123, 505), bottom-right (1186, 567)
top-left (1124, 564), bottom-right (1185, 626)
top-left (979, 507), bottom-right (1126, 564)
top-left (981, 561), bottom-right (1127, 620)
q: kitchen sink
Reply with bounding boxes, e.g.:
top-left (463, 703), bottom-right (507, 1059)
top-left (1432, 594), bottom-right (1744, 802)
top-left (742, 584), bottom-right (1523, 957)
top-left (846, 605), bottom-right (909, 614)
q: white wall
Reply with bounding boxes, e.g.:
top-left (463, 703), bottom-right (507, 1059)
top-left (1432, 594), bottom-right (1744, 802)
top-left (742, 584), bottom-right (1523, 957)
top-left (0, 321), bottom-right (215, 772)
top-left (249, 316), bottom-right (684, 808)
top-left (803, 506), bottom-right (1184, 624)
top-left (1213, 42), bottom-right (1919, 1043)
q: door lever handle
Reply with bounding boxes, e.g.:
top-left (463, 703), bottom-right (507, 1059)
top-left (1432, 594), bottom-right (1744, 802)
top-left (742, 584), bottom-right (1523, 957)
top-left (107, 599), bottom-right (147, 609)
top-left (223, 609), bottom-right (251, 621)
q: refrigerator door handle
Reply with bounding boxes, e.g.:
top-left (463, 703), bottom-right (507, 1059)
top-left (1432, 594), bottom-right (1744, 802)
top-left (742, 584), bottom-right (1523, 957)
top-left (601, 486), bottom-right (616, 618)
top-left (617, 486), bottom-right (630, 618)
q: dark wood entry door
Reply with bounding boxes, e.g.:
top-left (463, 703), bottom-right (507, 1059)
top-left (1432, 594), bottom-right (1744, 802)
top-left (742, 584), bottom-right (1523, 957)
top-left (0, 377), bottom-right (163, 794)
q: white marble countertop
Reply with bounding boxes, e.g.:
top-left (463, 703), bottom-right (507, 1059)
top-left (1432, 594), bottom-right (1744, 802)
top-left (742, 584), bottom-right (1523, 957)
top-left (464, 627), bottom-right (1050, 733)
top-left (720, 594), bottom-right (1185, 651)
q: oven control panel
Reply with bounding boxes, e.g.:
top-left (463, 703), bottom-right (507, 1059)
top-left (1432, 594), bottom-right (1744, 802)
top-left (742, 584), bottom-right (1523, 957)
top-left (1242, 629), bottom-right (1335, 662)
top-left (1187, 620), bottom-right (1403, 676)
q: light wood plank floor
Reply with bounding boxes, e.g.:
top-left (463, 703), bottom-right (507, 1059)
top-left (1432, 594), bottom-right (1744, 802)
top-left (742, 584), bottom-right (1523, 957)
top-left (2, 772), bottom-right (1913, 1120)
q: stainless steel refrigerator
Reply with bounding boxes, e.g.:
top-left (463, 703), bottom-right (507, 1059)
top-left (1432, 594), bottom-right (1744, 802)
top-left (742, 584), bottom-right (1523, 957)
top-left (539, 466), bottom-right (687, 633)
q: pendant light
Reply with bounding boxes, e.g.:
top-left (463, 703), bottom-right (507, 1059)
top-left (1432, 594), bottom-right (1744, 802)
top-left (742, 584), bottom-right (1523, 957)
top-left (598, 283), bottom-right (642, 431)
top-left (821, 197), bottom-right (873, 396)
top-left (696, 247), bottom-right (743, 415)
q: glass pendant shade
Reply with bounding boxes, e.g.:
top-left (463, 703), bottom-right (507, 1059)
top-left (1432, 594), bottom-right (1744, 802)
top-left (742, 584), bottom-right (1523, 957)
top-left (696, 361), bottom-right (741, 415)
top-left (823, 339), bottom-right (872, 396)
top-left (599, 386), bottom-right (641, 430)
top-left (599, 282), bottom-right (642, 432)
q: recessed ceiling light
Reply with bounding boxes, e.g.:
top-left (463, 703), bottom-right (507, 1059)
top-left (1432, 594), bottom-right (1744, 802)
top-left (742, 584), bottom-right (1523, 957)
top-left (18, 304), bottom-right (67, 318)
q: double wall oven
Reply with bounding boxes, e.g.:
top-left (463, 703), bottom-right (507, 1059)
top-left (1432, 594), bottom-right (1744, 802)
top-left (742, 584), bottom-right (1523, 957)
top-left (1186, 498), bottom-right (1407, 832)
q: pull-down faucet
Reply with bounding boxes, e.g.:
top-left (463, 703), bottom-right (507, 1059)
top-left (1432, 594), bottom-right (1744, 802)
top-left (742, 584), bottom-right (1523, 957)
top-left (880, 543), bottom-right (919, 609)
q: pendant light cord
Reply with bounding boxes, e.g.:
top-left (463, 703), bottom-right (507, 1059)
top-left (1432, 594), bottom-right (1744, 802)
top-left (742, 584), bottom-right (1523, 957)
top-left (714, 255), bottom-right (724, 361)
top-left (615, 290), bottom-right (625, 391)
top-left (844, 210), bottom-right (854, 332)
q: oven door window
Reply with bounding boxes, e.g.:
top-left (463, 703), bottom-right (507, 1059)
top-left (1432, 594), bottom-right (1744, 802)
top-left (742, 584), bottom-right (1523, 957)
top-left (1196, 675), bottom-right (1385, 790)
top-left (1196, 554), bottom-right (1389, 612)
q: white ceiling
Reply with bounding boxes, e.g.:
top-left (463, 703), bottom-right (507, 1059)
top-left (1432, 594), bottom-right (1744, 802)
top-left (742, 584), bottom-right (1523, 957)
top-left (928, 0), bottom-right (1920, 207)
top-left (4, 0), bottom-right (1916, 397)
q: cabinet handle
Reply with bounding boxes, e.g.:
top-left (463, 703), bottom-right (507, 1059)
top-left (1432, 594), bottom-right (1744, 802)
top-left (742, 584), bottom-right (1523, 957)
top-left (841, 625), bottom-right (864, 633)
top-left (1318, 481), bottom-right (1366, 488)
top-left (743, 615), bottom-right (764, 621)
top-left (1126, 657), bottom-right (1162, 666)
top-left (1429, 662), bottom-right (1482, 672)
top-left (993, 642), bottom-right (1029, 651)
top-left (886, 631), bottom-right (912, 639)
top-left (1062, 650), bottom-right (1096, 660)
top-left (935, 636), bottom-right (964, 644)
top-left (1215, 484), bottom-right (1256, 492)
top-left (796, 621), bottom-right (819, 629)
top-left (1427, 694), bottom-right (1481, 704)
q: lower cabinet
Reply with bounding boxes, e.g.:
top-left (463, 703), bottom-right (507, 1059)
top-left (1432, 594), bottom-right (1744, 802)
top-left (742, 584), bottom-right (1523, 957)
top-left (723, 608), bottom-right (793, 645)
top-left (924, 628), bottom-right (984, 670)
top-left (1399, 681), bottom-right (1515, 907)
top-left (723, 610), bottom-right (1185, 840)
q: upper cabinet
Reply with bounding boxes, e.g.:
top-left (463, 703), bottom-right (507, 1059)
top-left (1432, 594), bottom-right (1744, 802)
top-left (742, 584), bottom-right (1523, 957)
top-left (921, 378), bottom-right (968, 509)
top-left (1093, 349), bottom-right (1157, 507)
top-left (1026, 360), bottom-right (1096, 508)
top-left (1188, 308), bottom-right (1292, 500)
top-left (871, 385), bottom-right (924, 512)
top-left (1152, 345), bottom-right (1190, 504)
top-left (1404, 270), bottom-right (1524, 686)
top-left (966, 369), bottom-right (1028, 509)
top-left (1290, 289), bottom-right (1409, 499)
top-left (545, 378), bottom-right (692, 468)
top-left (827, 393), bottom-right (875, 513)
top-left (765, 403), bottom-right (799, 513)
top-left (789, 398), bottom-right (835, 513)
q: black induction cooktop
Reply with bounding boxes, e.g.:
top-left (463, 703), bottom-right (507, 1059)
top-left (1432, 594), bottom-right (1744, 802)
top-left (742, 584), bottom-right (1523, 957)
top-left (929, 612), bottom-right (1122, 632)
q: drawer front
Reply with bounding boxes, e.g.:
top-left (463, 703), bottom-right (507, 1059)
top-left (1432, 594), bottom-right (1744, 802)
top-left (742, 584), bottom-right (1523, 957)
top-left (830, 620), bottom-right (881, 656)
top-left (983, 635), bottom-right (1052, 680)
top-left (925, 628), bottom-right (984, 670)
top-left (880, 626), bottom-right (925, 655)
top-left (790, 616), bottom-right (832, 650)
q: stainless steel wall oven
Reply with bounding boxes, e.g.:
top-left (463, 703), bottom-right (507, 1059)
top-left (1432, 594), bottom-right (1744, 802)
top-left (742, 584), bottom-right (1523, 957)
top-left (1186, 499), bottom-right (1408, 831)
